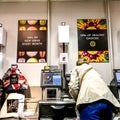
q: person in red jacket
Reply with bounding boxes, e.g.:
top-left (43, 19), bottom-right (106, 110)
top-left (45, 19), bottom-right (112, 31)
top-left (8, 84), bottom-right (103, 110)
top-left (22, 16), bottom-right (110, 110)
top-left (2, 64), bottom-right (28, 96)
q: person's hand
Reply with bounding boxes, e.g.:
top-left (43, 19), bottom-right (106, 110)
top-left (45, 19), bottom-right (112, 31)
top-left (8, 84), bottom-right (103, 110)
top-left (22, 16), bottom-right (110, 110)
top-left (75, 117), bottom-right (80, 120)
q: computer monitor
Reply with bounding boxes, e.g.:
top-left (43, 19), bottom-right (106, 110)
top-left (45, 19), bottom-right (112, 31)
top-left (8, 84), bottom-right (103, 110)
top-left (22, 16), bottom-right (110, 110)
top-left (115, 72), bottom-right (120, 83)
top-left (113, 69), bottom-right (120, 87)
top-left (41, 70), bottom-right (62, 87)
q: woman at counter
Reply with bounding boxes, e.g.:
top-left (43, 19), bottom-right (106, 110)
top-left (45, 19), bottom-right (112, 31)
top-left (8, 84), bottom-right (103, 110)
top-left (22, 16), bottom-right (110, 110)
top-left (69, 58), bottom-right (120, 120)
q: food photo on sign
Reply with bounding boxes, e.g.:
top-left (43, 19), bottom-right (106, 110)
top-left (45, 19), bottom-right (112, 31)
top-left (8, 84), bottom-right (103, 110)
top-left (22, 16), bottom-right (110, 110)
top-left (77, 19), bottom-right (109, 63)
top-left (17, 20), bottom-right (47, 63)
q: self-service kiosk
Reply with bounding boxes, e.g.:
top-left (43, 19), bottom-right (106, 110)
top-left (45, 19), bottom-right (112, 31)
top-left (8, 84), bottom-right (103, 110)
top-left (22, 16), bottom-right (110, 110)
top-left (109, 69), bottom-right (120, 100)
top-left (111, 69), bottom-right (120, 120)
top-left (39, 66), bottom-right (76, 120)
top-left (41, 66), bottom-right (62, 100)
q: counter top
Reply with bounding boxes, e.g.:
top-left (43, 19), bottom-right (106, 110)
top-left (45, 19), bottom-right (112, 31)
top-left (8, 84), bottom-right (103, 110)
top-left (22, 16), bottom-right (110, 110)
top-left (39, 99), bottom-right (75, 105)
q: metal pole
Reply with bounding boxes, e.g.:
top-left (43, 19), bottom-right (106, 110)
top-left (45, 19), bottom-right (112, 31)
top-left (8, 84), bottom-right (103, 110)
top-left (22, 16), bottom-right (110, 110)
top-left (63, 43), bottom-right (66, 78)
top-left (47, 0), bottom-right (51, 65)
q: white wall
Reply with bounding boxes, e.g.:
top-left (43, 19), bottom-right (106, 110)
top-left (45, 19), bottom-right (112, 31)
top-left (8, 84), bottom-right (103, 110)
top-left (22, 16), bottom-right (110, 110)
top-left (0, 0), bottom-right (117, 86)
top-left (50, 0), bottom-right (113, 84)
top-left (0, 2), bottom-right (48, 86)
top-left (110, 1), bottom-right (120, 69)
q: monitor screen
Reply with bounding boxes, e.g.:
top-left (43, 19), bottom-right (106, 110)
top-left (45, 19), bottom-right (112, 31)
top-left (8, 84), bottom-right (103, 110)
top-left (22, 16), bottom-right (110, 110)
top-left (41, 71), bottom-right (62, 87)
top-left (52, 75), bottom-right (62, 86)
top-left (115, 72), bottom-right (120, 83)
top-left (113, 69), bottom-right (120, 86)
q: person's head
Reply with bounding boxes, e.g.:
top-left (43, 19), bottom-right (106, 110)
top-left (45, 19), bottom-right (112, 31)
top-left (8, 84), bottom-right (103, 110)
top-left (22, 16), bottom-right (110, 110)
top-left (76, 58), bottom-right (88, 66)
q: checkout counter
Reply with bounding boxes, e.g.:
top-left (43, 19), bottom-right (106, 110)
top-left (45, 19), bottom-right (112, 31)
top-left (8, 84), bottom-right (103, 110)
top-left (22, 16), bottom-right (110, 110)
top-left (39, 66), bottom-right (76, 120)
top-left (39, 99), bottom-right (76, 120)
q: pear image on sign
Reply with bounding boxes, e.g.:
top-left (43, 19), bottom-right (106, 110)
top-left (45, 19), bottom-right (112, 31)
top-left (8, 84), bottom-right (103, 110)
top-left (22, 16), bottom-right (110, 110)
top-left (10, 74), bottom-right (18, 84)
